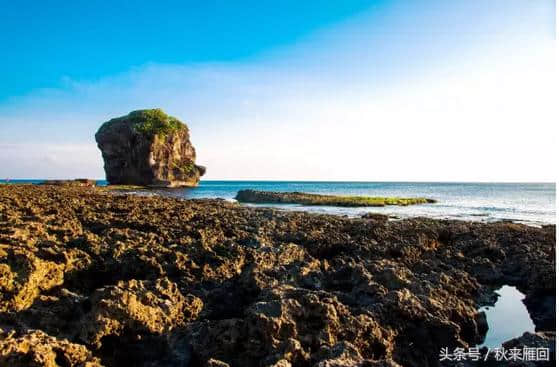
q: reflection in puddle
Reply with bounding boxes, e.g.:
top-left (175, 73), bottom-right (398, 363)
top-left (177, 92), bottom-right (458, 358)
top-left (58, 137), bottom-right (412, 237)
top-left (479, 285), bottom-right (535, 348)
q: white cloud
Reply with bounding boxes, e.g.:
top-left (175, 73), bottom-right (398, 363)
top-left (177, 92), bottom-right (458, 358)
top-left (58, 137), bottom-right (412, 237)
top-left (0, 143), bottom-right (103, 179)
top-left (0, 2), bottom-right (555, 181)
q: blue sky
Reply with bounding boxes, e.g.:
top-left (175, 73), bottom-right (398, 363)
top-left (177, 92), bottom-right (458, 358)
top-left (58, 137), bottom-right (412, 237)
top-left (0, 0), bottom-right (378, 100)
top-left (0, 1), bottom-right (556, 181)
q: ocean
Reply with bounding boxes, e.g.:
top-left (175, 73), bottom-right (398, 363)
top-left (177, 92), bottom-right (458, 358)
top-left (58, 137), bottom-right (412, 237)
top-left (6, 180), bottom-right (555, 225)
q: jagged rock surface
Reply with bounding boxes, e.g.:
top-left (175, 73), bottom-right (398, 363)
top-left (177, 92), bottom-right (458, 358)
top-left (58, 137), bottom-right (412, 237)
top-left (95, 109), bottom-right (205, 187)
top-left (0, 185), bottom-right (555, 367)
top-left (0, 330), bottom-right (102, 367)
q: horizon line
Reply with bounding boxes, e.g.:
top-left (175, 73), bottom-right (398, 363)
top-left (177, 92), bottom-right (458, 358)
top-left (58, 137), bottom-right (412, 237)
top-left (2, 178), bottom-right (555, 185)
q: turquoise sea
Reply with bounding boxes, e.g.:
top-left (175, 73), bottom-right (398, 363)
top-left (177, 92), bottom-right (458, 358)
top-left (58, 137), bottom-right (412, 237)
top-left (6, 180), bottom-right (555, 226)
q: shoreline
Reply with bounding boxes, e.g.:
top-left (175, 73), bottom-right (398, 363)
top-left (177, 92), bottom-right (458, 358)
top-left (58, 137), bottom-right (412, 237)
top-left (108, 185), bottom-right (556, 227)
top-left (1, 181), bottom-right (555, 226)
top-left (2, 179), bottom-right (555, 184)
top-left (0, 185), bottom-right (555, 366)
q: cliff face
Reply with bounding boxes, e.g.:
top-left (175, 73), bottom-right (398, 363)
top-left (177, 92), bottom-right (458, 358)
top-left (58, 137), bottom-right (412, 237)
top-left (95, 109), bottom-right (205, 187)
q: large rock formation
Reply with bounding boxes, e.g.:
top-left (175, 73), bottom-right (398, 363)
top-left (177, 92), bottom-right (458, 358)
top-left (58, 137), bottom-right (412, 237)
top-left (95, 109), bottom-right (205, 187)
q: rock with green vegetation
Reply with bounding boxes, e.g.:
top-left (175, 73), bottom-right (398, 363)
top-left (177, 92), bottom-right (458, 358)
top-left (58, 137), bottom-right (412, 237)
top-left (39, 179), bottom-right (97, 187)
top-left (95, 109), bottom-right (205, 187)
top-left (235, 189), bottom-right (436, 207)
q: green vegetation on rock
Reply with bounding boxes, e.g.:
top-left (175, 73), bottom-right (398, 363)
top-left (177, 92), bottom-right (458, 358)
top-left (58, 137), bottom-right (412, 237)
top-left (235, 189), bottom-right (436, 207)
top-left (172, 160), bottom-right (197, 176)
top-left (97, 109), bottom-right (186, 139)
top-left (95, 108), bottom-right (204, 187)
top-left (129, 109), bottom-right (185, 137)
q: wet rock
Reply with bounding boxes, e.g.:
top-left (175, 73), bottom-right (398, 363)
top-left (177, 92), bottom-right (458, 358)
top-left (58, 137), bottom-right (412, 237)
top-left (502, 331), bottom-right (555, 366)
top-left (235, 190), bottom-right (435, 207)
top-left (361, 213), bottom-right (389, 222)
top-left (523, 290), bottom-right (556, 332)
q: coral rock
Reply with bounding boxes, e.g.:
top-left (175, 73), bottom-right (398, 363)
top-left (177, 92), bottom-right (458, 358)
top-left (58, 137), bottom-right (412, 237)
top-left (80, 277), bottom-right (202, 348)
top-left (0, 330), bottom-right (102, 367)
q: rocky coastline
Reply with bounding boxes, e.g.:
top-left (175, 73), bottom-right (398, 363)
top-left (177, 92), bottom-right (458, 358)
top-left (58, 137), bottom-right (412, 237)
top-left (0, 185), bottom-right (555, 367)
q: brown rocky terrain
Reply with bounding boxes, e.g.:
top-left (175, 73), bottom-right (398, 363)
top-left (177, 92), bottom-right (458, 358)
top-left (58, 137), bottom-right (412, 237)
top-left (0, 185), bottom-right (555, 367)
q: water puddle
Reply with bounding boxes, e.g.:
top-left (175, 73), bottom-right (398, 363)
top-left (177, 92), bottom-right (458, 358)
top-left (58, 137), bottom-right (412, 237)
top-left (479, 285), bottom-right (535, 348)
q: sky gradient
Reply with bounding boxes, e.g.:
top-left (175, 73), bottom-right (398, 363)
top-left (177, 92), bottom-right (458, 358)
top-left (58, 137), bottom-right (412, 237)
top-left (0, 0), bottom-right (556, 181)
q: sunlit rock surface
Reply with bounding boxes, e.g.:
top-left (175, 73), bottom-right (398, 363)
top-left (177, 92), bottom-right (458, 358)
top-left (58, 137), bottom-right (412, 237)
top-left (0, 185), bottom-right (555, 367)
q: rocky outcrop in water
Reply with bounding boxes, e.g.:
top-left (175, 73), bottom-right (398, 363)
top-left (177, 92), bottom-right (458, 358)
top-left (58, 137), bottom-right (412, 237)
top-left (39, 179), bottom-right (97, 187)
top-left (95, 109), bottom-right (205, 187)
top-left (0, 185), bottom-right (555, 367)
top-left (235, 190), bottom-right (435, 207)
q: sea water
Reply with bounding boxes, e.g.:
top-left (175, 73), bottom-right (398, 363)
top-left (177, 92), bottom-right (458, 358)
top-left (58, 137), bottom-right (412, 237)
top-left (145, 181), bottom-right (554, 225)
top-left (479, 286), bottom-right (535, 348)
top-left (5, 181), bottom-right (555, 225)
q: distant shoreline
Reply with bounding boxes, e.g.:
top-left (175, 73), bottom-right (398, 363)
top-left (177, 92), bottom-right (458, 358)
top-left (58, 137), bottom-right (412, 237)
top-left (1, 179), bottom-right (556, 184)
top-left (1, 180), bottom-right (555, 225)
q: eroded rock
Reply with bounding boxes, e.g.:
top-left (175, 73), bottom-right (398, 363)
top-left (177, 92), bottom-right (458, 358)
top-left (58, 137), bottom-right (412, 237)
top-left (80, 277), bottom-right (202, 348)
top-left (95, 109), bottom-right (205, 187)
top-left (0, 185), bottom-right (555, 367)
top-left (0, 330), bottom-right (102, 367)
top-left (0, 247), bottom-right (64, 312)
